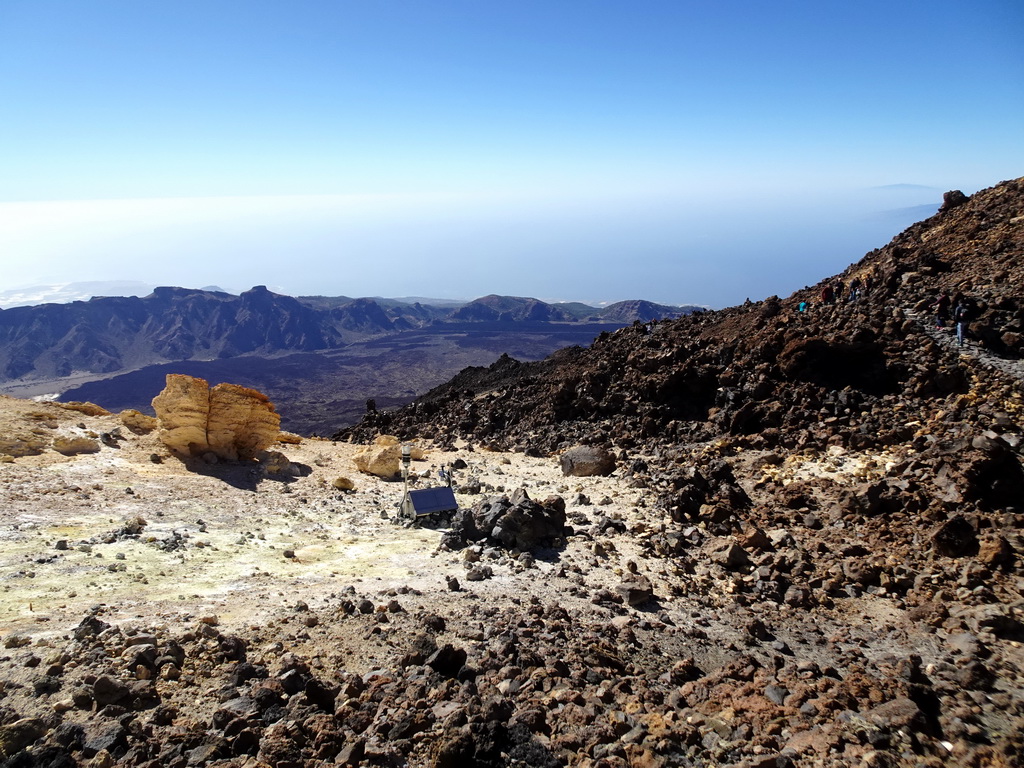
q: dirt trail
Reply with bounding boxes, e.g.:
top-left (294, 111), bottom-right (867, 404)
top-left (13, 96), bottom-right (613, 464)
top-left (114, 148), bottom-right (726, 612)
top-left (909, 308), bottom-right (1024, 381)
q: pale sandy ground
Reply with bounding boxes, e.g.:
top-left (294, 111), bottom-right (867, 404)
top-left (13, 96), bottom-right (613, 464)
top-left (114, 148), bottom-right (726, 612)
top-left (1, 392), bottom-right (948, 690)
top-left (0, 395), bottom-right (658, 651)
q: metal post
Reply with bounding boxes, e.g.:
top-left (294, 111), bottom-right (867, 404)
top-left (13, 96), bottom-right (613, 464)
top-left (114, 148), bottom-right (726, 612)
top-left (401, 444), bottom-right (412, 517)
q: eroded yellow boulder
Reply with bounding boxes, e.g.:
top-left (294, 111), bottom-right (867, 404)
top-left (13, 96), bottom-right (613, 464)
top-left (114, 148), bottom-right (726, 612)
top-left (152, 374), bottom-right (281, 461)
top-left (352, 442), bottom-right (401, 478)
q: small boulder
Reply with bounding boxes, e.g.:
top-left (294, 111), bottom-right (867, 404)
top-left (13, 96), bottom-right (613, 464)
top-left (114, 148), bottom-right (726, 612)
top-left (0, 718), bottom-right (46, 759)
top-left (467, 491), bottom-right (566, 550)
top-left (615, 574), bottom-right (654, 606)
top-left (426, 644), bottom-right (467, 677)
top-left (332, 476), bottom-right (356, 491)
top-left (257, 450), bottom-right (294, 475)
top-left (0, 438), bottom-right (47, 458)
top-left (59, 401), bottom-right (111, 417)
top-left (352, 442), bottom-right (401, 478)
top-left (52, 436), bottom-right (101, 456)
top-left (977, 535), bottom-right (1014, 569)
top-left (710, 541), bottom-right (752, 570)
top-left (559, 445), bottom-right (616, 477)
top-left (119, 409), bottom-right (158, 434)
top-left (939, 189), bottom-right (968, 211)
top-left (92, 675), bottom-right (131, 707)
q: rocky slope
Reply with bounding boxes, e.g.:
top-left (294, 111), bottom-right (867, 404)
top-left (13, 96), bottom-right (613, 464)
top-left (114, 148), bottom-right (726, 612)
top-left (51, 322), bottom-right (630, 437)
top-left (0, 179), bottom-right (1022, 768)
top-left (333, 177), bottom-right (1024, 765)
top-left (341, 180), bottom-right (1023, 456)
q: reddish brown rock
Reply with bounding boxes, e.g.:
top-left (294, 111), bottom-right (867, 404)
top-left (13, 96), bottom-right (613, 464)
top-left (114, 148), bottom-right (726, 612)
top-left (559, 445), bottom-right (616, 477)
top-left (978, 535), bottom-right (1014, 569)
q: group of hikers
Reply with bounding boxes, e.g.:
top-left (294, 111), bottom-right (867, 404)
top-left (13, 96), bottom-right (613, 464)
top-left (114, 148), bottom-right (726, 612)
top-left (796, 273), bottom-right (873, 314)
top-left (793, 275), bottom-right (973, 349)
top-left (819, 274), bottom-right (869, 305)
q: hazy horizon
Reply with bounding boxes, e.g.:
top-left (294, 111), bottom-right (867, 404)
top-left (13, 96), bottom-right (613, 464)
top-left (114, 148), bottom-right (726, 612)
top-left (1, 1), bottom-right (1021, 308)
top-left (0, 184), bottom-right (958, 309)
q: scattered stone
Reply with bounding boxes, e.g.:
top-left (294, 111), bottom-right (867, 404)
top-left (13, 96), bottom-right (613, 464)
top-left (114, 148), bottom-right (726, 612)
top-left (425, 644), bottom-right (468, 677)
top-left (559, 445), bottom-right (617, 477)
top-left (977, 535), bottom-right (1014, 568)
top-left (92, 675), bottom-right (131, 707)
top-left (710, 541), bottom-right (752, 570)
top-left (53, 436), bottom-right (102, 455)
top-left (615, 573), bottom-right (655, 606)
top-left (465, 564), bottom-right (492, 582)
top-left (332, 475), bottom-right (356, 491)
top-left (258, 450), bottom-right (295, 475)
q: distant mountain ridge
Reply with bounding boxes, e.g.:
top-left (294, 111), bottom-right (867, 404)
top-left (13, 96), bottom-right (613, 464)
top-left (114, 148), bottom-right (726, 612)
top-left (0, 285), bottom-right (700, 384)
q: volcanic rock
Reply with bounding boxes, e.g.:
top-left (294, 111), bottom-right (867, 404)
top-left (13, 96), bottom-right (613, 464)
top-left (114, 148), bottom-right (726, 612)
top-left (559, 445), bottom-right (617, 477)
top-left (460, 490), bottom-right (567, 550)
top-left (0, 718), bottom-right (46, 759)
top-left (615, 573), bottom-right (655, 606)
top-left (58, 401), bottom-right (111, 416)
top-left (119, 409), bottom-right (158, 433)
top-left (426, 644), bottom-right (468, 677)
top-left (257, 449), bottom-right (295, 475)
top-left (332, 475), bottom-right (356, 491)
top-left (977, 535), bottom-right (1014, 569)
top-left (0, 437), bottom-right (47, 457)
top-left (52, 436), bottom-right (101, 455)
top-left (710, 540), bottom-right (752, 570)
top-left (152, 374), bottom-right (281, 461)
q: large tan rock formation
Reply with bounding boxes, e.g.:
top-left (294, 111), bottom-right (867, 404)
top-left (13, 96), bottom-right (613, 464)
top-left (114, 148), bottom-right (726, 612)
top-left (151, 374), bottom-right (281, 461)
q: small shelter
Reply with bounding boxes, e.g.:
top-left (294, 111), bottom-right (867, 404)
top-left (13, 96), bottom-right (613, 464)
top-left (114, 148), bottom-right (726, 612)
top-left (399, 486), bottom-right (458, 523)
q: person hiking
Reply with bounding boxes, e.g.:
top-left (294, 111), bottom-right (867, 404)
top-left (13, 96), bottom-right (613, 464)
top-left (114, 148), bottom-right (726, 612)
top-left (848, 276), bottom-right (861, 302)
top-left (954, 301), bottom-right (969, 347)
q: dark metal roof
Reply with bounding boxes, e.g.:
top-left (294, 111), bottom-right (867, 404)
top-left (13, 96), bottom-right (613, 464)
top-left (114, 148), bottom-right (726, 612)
top-left (406, 487), bottom-right (458, 516)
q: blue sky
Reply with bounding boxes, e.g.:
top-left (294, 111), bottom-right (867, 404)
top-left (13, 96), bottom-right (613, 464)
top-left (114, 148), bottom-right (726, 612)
top-left (0, 0), bottom-right (1021, 307)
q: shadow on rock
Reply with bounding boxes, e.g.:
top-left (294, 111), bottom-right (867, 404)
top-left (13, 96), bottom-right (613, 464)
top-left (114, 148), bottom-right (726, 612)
top-left (439, 488), bottom-right (568, 559)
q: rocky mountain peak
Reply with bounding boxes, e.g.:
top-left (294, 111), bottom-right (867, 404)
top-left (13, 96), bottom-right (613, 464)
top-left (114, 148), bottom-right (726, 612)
top-left (343, 177), bottom-right (1023, 455)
